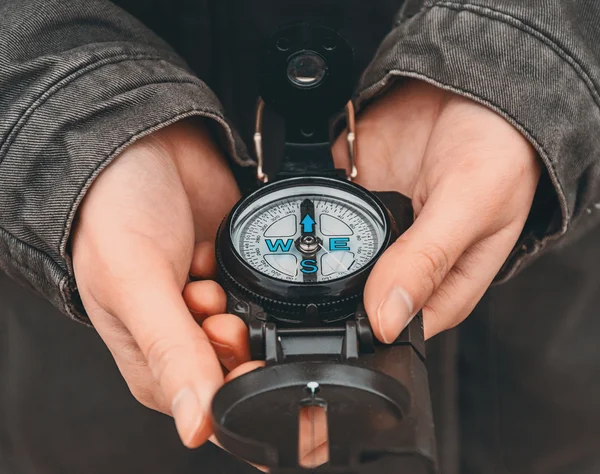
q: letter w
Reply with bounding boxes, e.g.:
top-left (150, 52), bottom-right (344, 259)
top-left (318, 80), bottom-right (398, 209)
top-left (266, 239), bottom-right (293, 252)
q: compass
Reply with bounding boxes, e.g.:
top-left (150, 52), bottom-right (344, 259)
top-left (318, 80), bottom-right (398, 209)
top-left (217, 177), bottom-right (395, 324)
top-left (230, 179), bottom-right (387, 284)
top-left (210, 22), bottom-right (437, 474)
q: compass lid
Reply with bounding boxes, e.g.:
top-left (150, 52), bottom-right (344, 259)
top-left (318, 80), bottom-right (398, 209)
top-left (211, 329), bottom-right (437, 474)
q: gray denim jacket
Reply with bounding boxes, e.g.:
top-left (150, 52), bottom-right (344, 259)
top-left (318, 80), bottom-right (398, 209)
top-left (0, 0), bottom-right (598, 324)
top-left (3, 2), bottom-right (600, 474)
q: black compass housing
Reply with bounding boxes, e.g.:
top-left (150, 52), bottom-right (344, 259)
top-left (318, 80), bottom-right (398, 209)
top-left (216, 176), bottom-right (395, 325)
top-left (213, 187), bottom-right (437, 474)
top-left (258, 22), bottom-right (354, 123)
top-left (210, 22), bottom-right (438, 474)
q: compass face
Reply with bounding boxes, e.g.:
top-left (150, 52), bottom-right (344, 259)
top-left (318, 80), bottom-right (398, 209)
top-left (230, 181), bottom-right (388, 283)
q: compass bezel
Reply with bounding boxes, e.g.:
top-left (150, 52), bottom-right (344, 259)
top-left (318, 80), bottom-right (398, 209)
top-left (216, 176), bottom-right (394, 320)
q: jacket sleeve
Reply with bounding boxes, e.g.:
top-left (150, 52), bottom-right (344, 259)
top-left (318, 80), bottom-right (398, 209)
top-left (357, 0), bottom-right (600, 281)
top-left (0, 0), bottom-right (251, 323)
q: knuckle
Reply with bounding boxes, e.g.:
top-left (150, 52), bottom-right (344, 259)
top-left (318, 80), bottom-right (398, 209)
top-left (412, 242), bottom-right (451, 291)
top-left (421, 302), bottom-right (443, 333)
top-left (421, 302), bottom-right (440, 323)
top-left (145, 336), bottom-right (183, 386)
top-left (449, 260), bottom-right (472, 283)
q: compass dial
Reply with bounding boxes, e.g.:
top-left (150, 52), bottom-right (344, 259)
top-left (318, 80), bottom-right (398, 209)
top-left (230, 182), bottom-right (388, 283)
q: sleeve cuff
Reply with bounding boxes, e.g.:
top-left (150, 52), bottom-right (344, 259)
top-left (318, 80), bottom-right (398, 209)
top-left (355, 2), bottom-right (599, 281)
top-left (0, 56), bottom-right (252, 324)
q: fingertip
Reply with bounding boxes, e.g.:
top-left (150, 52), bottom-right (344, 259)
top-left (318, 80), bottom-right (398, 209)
top-left (225, 360), bottom-right (265, 383)
top-left (171, 385), bottom-right (215, 449)
top-left (190, 241), bottom-right (217, 279)
top-left (184, 419), bottom-right (214, 449)
top-left (203, 314), bottom-right (251, 370)
top-left (183, 280), bottom-right (227, 320)
top-left (363, 250), bottom-right (405, 344)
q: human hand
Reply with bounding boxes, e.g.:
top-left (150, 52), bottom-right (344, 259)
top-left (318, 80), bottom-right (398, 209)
top-left (334, 80), bottom-right (541, 342)
top-left (72, 119), bottom-right (245, 448)
top-left (182, 247), bottom-right (329, 470)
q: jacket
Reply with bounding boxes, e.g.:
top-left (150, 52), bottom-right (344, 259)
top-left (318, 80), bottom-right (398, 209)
top-left (1, 1), bottom-right (600, 473)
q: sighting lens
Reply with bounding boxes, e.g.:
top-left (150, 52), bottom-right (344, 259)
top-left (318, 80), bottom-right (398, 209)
top-left (286, 51), bottom-right (327, 88)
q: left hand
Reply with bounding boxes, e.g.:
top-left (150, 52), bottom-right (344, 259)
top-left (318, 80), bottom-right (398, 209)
top-left (184, 246), bottom-right (328, 471)
top-left (333, 79), bottom-right (541, 341)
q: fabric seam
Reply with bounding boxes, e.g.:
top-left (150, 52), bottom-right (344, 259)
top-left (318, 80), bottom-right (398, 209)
top-left (57, 106), bottom-right (240, 323)
top-left (0, 57), bottom-right (160, 283)
top-left (0, 53), bottom-right (187, 164)
top-left (427, 1), bottom-right (600, 112)
top-left (0, 74), bottom-right (226, 273)
top-left (359, 3), bottom-right (582, 246)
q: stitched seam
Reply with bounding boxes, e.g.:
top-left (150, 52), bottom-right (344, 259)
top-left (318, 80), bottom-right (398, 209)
top-left (395, 0), bottom-right (429, 25)
top-left (426, 1), bottom-right (600, 112)
top-left (57, 103), bottom-right (232, 257)
top-left (365, 68), bottom-right (568, 236)
top-left (0, 228), bottom-right (63, 276)
top-left (0, 74), bottom-right (223, 265)
top-left (1, 104), bottom-right (229, 320)
top-left (0, 53), bottom-right (195, 164)
top-left (57, 106), bottom-right (236, 321)
top-left (361, 2), bottom-right (595, 244)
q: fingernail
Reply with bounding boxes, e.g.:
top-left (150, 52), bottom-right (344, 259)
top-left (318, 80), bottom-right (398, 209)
top-left (211, 341), bottom-right (237, 364)
top-left (171, 387), bottom-right (204, 447)
top-left (377, 286), bottom-right (414, 344)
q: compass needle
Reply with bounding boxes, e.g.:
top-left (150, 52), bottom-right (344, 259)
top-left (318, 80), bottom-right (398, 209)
top-left (228, 182), bottom-right (385, 285)
top-left (318, 242), bottom-right (350, 272)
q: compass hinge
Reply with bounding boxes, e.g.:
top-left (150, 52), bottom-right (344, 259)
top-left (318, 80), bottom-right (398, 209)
top-left (251, 319), bottom-right (375, 365)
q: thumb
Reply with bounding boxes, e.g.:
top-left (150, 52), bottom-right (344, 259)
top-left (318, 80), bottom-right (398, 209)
top-left (116, 269), bottom-right (224, 448)
top-left (364, 191), bottom-right (485, 343)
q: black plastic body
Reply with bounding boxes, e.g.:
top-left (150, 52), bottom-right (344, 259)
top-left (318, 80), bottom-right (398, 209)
top-left (259, 22), bottom-right (355, 178)
top-left (216, 177), bottom-right (394, 324)
top-left (259, 22), bottom-right (354, 124)
top-left (212, 189), bottom-right (438, 474)
top-left (211, 21), bottom-right (437, 474)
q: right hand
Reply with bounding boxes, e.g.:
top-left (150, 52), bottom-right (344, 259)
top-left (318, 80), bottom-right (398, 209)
top-left (72, 119), bottom-right (249, 448)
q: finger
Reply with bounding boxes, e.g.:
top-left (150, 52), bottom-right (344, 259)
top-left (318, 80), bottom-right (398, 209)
top-left (298, 404), bottom-right (329, 468)
top-left (364, 190), bottom-right (488, 344)
top-left (225, 360), bottom-right (265, 383)
top-left (209, 362), bottom-right (267, 471)
top-left (209, 361), bottom-right (267, 471)
top-left (182, 280), bottom-right (227, 322)
top-left (422, 226), bottom-right (520, 339)
top-left (117, 271), bottom-right (224, 449)
top-left (190, 241), bottom-right (218, 280)
top-left (203, 314), bottom-right (251, 371)
top-left (223, 362), bottom-right (329, 470)
top-left (86, 304), bottom-right (168, 412)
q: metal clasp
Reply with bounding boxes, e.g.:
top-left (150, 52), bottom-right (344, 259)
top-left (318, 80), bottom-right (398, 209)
top-left (254, 98), bottom-right (358, 183)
